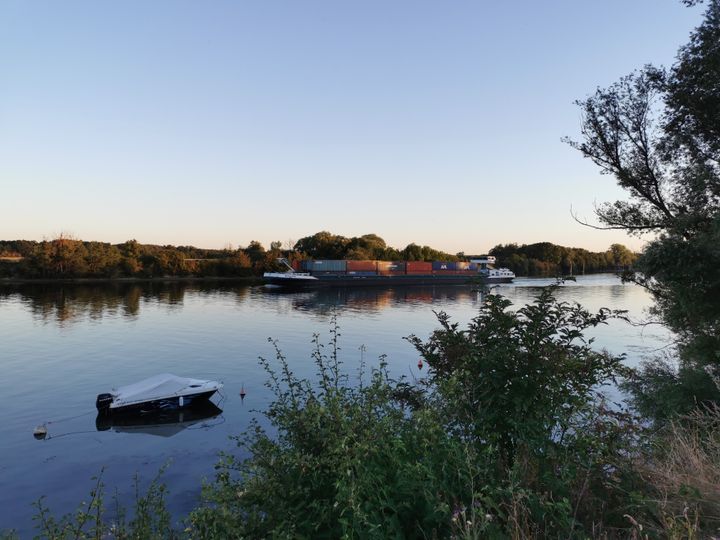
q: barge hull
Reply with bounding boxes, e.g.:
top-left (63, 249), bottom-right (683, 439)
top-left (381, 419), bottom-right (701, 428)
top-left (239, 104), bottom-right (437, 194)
top-left (264, 274), bottom-right (513, 288)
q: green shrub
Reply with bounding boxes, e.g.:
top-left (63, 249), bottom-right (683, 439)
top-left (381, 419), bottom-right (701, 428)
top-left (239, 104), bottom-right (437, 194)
top-left (189, 327), bottom-right (479, 539)
top-left (190, 291), bottom-right (641, 538)
top-left (30, 467), bottom-right (176, 539)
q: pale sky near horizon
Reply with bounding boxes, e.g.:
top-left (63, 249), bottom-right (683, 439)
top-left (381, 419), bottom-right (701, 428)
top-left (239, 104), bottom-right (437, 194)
top-left (0, 1), bottom-right (705, 254)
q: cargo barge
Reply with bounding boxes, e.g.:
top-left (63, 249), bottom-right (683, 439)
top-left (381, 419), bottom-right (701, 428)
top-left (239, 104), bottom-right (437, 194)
top-left (263, 257), bottom-right (515, 288)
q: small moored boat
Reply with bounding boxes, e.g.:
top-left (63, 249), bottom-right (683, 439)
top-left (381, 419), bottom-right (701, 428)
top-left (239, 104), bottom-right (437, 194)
top-left (95, 373), bottom-right (223, 415)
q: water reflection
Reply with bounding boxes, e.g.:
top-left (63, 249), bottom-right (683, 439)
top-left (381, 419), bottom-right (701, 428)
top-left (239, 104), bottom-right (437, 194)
top-left (265, 285), bottom-right (484, 315)
top-left (95, 402), bottom-right (224, 438)
top-left (0, 279), bottom-right (639, 326)
top-left (0, 282), bottom-right (252, 325)
top-left (2, 282), bottom-right (487, 325)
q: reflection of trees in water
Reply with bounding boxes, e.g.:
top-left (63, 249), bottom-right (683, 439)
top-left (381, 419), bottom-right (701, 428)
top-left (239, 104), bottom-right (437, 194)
top-left (189, 282), bottom-right (251, 305)
top-left (0, 282), bottom-right (252, 326)
top-left (0, 284), bottom-right (147, 325)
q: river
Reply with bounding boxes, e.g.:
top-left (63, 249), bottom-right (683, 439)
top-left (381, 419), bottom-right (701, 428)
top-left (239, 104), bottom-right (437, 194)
top-left (0, 275), bottom-right (671, 535)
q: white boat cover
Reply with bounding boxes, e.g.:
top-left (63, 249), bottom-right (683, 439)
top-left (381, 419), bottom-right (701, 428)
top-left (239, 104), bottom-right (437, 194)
top-left (110, 373), bottom-right (221, 408)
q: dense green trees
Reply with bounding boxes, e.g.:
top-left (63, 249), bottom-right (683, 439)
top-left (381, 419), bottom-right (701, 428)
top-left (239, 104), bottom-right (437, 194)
top-left (568, 0), bottom-right (720, 418)
top-left (489, 242), bottom-right (635, 276)
top-left (292, 231), bottom-right (458, 262)
top-left (0, 237), bottom-right (256, 279)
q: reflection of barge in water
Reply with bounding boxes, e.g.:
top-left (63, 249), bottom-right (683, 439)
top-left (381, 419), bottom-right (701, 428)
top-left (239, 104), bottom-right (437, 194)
top-left (265, 284), bottom-right (485, 314)
top-left (264, 257), bottom-right (515, 288)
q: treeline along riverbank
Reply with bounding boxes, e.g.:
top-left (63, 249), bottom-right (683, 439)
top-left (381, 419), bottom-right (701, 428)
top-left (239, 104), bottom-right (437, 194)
top-left (0, 232), bottom-right (634, 281)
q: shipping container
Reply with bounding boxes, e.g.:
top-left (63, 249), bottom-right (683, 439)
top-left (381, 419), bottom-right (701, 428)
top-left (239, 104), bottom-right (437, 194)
top-left (377, 261), bottom-right (407, 274)
top-left (310, 260), bottom-right (347, 272)
top-left (291, 260), bottom-right (301, 271)
top-left (432, 261), bottom-right (457, 271)
top-left (347, 260), bottom-right (377, 272)
top-left (406, 261), bottom-right (432, 273)
top-left (347, 271), bottom-right (378, 276)
top-left (456, 262), bottom-right (470, 270)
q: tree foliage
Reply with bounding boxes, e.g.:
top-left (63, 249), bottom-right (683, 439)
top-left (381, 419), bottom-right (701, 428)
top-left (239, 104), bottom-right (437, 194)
top-left (567, 0), bottom-right (720, 417)
top-left (489, 241), bottom-right (635, 276)
top-left (292, 231), bottom-right (458, 262)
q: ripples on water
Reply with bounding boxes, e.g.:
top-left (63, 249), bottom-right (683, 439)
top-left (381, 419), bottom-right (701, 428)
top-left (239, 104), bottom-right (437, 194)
top-left (0, 275), bottom-right (671, 535)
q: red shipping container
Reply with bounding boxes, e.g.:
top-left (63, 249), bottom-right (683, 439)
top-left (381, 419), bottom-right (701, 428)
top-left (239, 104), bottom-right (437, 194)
top-left (406, 261), bottom-right (432, 273)
top-left (347, 260), bottom-right (377, 272)
top-left (291, 260), bottom-right (301, 271)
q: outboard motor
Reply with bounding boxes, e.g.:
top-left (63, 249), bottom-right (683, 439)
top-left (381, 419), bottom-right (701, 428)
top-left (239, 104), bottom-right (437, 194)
top-left (96, 393), bottom-right (114, 413)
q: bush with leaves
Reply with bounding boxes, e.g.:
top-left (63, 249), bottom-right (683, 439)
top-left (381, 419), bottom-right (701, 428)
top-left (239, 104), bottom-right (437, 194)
top-left (19, 467), bottom-right (176, 540)
top-left (189, 327), bottom-right (480, 539)
top-left (189, 290), bottom-right (642, 538)
top-left (407, 289), bottom-right (642, 535)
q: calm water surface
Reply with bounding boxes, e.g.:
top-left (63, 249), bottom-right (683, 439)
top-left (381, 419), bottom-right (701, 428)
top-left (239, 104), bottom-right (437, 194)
top-left (0, 275), bottom-right (670, 535)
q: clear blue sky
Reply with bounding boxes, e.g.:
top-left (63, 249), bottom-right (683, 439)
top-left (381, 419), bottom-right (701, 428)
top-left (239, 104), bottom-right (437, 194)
top-left (0, 1), bottom-right (704, 254)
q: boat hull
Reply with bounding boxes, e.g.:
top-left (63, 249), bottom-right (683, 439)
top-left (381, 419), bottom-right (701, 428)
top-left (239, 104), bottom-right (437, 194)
top-left (104, 389), bottom-right (218, 415)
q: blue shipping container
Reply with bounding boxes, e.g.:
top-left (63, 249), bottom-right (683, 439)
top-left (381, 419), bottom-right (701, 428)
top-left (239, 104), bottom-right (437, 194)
top-left (432, 261), bottom-right (457, 271)
top-left (310, 260), bottom-right (347, 272)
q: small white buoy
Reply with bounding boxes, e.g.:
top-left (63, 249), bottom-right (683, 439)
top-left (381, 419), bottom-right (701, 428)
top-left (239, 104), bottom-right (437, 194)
top-left (33, 424), bottom-right (48, 440)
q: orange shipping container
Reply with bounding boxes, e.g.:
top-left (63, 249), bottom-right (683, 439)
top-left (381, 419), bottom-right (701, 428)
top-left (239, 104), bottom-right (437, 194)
top-left (406, 261), bottom-right (432, 272)
top-left (347, 260), bottom-right (377, 272)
